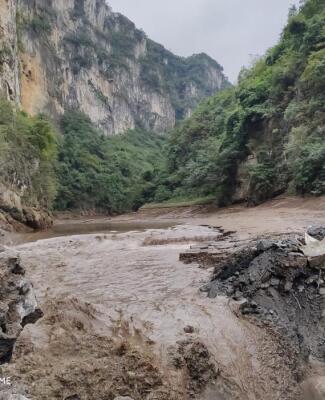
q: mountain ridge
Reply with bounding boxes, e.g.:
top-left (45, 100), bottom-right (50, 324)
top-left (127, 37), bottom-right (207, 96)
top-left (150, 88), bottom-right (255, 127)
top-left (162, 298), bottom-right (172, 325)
top-left (0, 0), bottom-right (228, 135)
top-left (153, 0), bottom-right (325, 205)
top-left (0, 0), bottom-right (229, 229)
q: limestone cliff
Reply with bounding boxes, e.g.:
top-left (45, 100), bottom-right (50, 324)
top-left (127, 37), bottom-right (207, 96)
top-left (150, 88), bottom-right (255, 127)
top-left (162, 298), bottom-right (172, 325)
top-left (0, 0), bottom-right (20, 103)
top-left (0, 0), bottom-right (228, 135)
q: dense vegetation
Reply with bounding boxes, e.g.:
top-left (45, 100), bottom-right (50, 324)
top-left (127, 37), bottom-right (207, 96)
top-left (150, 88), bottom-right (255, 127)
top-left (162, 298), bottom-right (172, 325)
top-left (2, 0), bottom-right (324, 221)
top-left (154, 0), bottom-right (325, 205)
top-left (0, 99), bottom-right (58, 208)
top-left (55, 112), bottom-right (165, 213)
top-left (0, 102), bottom-right (166, 214)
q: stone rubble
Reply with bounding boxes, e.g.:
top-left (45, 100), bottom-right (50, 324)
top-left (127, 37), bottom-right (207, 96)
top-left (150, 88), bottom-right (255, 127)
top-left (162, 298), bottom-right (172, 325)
top-left (0, 252), bottom-right (42, 363)
top-left (205, 229), bottom-right (325, 361)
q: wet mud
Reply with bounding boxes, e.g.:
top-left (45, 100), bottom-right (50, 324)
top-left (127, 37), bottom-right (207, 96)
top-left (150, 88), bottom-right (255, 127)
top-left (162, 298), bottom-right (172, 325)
top-left (1, 196), bottom-right (325, 399)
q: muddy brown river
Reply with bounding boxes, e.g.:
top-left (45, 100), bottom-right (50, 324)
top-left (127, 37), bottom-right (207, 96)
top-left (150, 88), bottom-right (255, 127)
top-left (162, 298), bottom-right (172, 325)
top-left (2, 196), bottom-right (325, 399)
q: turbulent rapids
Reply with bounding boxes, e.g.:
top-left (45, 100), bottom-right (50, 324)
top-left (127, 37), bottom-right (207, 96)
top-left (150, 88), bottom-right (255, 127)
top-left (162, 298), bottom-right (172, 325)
top-left (0, 197), bottom-right (325, 399)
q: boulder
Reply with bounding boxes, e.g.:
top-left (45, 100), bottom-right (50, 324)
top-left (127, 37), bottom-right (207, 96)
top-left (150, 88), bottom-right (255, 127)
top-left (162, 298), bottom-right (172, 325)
top-left (0, 183), bottom-right (52, 230)
top-left (184, 325), bottom-right (195, 334)
top-left (308, 254), bottom-right (325, 269)
top-left (301, 231), bottom-right (325, 268)
top-left (307, 226), bottom-right (325, 241)
top-left (22, 207), bottom-right (53, 230)
top-left (0, 252), bottom-right (42, 363)
top-left (257, 239), bottom-right (275, 252)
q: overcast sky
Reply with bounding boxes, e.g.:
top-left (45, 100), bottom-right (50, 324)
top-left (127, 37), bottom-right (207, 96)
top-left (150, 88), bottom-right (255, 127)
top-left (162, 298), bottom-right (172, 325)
top-left (107, 0), bottom-right (300, 82)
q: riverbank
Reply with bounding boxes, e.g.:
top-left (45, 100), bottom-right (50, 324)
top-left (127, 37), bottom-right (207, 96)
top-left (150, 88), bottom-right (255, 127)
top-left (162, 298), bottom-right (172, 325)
top-left (0, 195), bottom-right (324, 399)
top-left (55, 195), bottom-right (325, 241)
top-left (5, 195), bottom-right (325, 245)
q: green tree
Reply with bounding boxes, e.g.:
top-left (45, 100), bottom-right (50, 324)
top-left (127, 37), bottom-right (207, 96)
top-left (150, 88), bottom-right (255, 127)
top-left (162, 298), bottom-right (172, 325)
top-left (55, 111), bottom-right (165, 212)
top-left (157, 0), bottom-right (325, 204)
top-left (0, 98), bottom-right (58, 208)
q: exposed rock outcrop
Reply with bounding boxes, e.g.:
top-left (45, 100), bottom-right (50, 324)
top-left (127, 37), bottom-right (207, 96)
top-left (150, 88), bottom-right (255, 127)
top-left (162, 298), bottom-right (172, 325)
top-left (308, 226), bottom-right (325, 241)
top-left (0, 0), bottom-right (20, 102)
top-left (0, 183), bottom-right (53, 232)
top-left (0, 252), bottom-right (42, 363)
top-left (0, 0), bottom-right (229, 232)
top-left (0, 0), bottom-right (228, 135)
top-left (208, 234), bottom-right (325, 362)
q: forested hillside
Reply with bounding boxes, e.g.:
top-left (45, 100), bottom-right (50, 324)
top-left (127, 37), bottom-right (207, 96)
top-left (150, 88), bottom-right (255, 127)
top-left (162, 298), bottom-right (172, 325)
top-left (0, 0), bottom-right (227, 225)
top-left (0, 99), bottom-right (57, 227)
top-left (156, 0), bottom-right (325, 205)
top-left (1, 0), bottom-right (324, 227)
top-left (55, 112), bottom-right (165, 213)
top-left (0, 100), bottom-right (165, 219)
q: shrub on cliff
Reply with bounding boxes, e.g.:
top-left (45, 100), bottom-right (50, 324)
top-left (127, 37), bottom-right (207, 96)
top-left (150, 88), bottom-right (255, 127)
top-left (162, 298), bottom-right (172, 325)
top-left (157, 0), bottom-right (325, 205)
top-left (0, 98), bottom-right (58, 209)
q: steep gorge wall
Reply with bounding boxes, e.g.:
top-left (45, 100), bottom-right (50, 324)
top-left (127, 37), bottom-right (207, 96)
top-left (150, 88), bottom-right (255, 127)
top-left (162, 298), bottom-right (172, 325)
top-left (162, 1), bottom-right (325, 205)
top-left (0, 0), bottom-right (229, 229)
top-left (0, 0), bottom-right (228, 135)
top-left (0, 0), bottom-right (20, 103)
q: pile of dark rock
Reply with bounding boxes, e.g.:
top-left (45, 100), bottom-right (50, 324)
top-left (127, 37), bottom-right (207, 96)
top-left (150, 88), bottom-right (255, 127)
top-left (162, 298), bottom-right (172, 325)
top-left (206, 227), bottom-right (325, 361)
top-left (307, 226), bottom-right (325, 241)
top-left (170, 339), bottom-right (218, 398)
top-left (0, 251), bottom-right (42, 399)
top-left (0, 250), bottom-right (42, 364)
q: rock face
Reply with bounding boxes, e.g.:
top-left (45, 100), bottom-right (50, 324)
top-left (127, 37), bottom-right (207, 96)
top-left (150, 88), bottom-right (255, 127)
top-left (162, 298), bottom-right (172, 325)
top-left (208, 235), bottom-right (325, 362)
top-left (0, 252), bottom-right (42, 363)
top-left (308, 226), bottom-right (325, 241)
top-left (0, 184), bottom-right (53, 231)
top-left (0, 0), bottom-right (20, 102)
top-left (0, 0), bottom-right (228, 135)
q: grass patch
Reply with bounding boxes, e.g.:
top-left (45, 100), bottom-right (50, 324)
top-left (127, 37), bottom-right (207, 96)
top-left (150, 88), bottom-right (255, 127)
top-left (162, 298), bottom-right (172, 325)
top-left (141, 196), bottom-right (216, 210)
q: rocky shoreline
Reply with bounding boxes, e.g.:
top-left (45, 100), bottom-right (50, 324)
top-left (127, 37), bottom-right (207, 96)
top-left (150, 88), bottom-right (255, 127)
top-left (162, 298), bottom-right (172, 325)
top-left (0, 199), bottom-right (324, 399)
top-left (181, 226), bottom-right (325, 398)
top-left (0, 251), bottom-right (42, 363)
